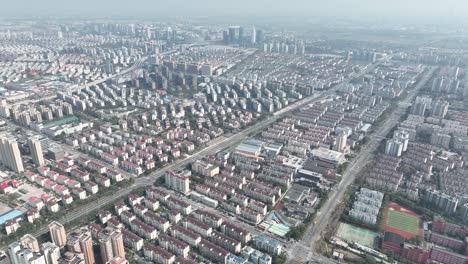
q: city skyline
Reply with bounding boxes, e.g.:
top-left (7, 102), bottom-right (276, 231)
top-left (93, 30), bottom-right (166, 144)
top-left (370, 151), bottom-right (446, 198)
top-left (0, 4), bottom-right (468, 264)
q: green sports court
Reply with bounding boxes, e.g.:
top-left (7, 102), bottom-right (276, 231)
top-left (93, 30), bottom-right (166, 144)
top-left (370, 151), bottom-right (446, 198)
top-left (386, 209), bottom-right (419, 235)
top-left (335, 222), bottom-right (378, 248)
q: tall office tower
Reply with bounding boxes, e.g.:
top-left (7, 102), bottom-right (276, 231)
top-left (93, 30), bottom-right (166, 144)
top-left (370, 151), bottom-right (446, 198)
top-left (411, 96), bottom-right (432, 116)
top-left (33, 111), bottom-right (43, 123)
top-left (0, 134), bottom-right (24, 173)
top-left (20, 234), bottom-right (40, 252)
top-left (53, 107), bottom-right (63, 119)
top-left (251, 26), bottom-right (256, 44)
top-left (238, 26), bottom-right (244, 44)
top-left (104, 59), bottom-right (114, 74)
top-left (334, 132), bottom-right (348, 153)
top-left (228, 27), bottom-right (237, 44)
top-left (0, 98), bottom-right (10, 118)
top-left (411, 102), bottom-right (426, 116)
top-left (432, 100), bottom-right (449, 118)
top-left (7, 242), bottom-right (21, 264)
top-left (257, 29), bottom-right (264, 43)
top-left (222, 30), bottom-right (229, 44)
top-left (79, 233), bottom-right (95, 264)
top-left (393, 129), bottom-right (409, 151)
top-left (98, 227), bottom-right (125, 263)
top-left (63, 103), bottom-right (73, 116)
top-left (146, 28), bottom-right (151, 39)
top-left (43, 109), bottom-right (53, 121)
top-left (41, 242), bottom-right (60, 264)
top-left (384, 139), bottom-right (404, 157)
top-left (20, 113), bottom-right (31, 126)
top-left (68, 229), bottom-right (95, 264)
top-left (28, 136), bottom-right (45, 166)
top-left (49, 221), bottom-right (67, 248)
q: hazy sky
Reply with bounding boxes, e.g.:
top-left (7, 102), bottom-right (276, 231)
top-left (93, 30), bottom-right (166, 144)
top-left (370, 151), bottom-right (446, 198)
top-left (2, 0), bottom-right (468, 20)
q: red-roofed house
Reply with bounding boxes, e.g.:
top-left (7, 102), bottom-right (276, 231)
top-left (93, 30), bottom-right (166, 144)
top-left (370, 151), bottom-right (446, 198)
top-left (84, 181), bottom-right (99, 194)
top-left (71, 169), bottom-right (90, 182)
top-left (41, 194), bottom-right (50, 202)
top-left (106, 169), bottom-right (123, 182)
top-left (26, 209), bottom-right (40, 223)
top-left (25, 172), bottom-right (38, 182)
top-left (66, 179), bottom-right (81, 189)
top-left (44, 179), bottom-right (56, 190)
top-left (27, 196), bottom-right (44, 210)
top-left (146, 159), bottom-right (155, 170)
top-left (95, 175), bottom-right (111, 187)
top-left (157, 153), bottom-right (168, 163)
top-left (47, 199), bottom-right (60, 212)
top-left (10, 179), bottom-right (21, 188)
top-left (5, 219), bottom-right (21, 235)
top-left (62, 194), bottom-right (73, 205)
top-left (56, 175), bottom-right (69, 184)
top-left (171, 148), bottom-right (181, 158)
top-left (88, 160), bottom-right (107, 174)
top-left (38, 166), bottom-right (50, 176)
top-left (154, 137), bottom-right (164, 145)
top-left (73, 187), bottom-right (87, 200)
top-left (101, 152), bottom-right (119, 166)
top-left (48, 171), bottom-right (59, 181)
top-left (0, 182), bottom-right (13, 194)
top-left (36, 176), bottom-right (47, 187)
top-left (54, 184), bottom-right (69, 196)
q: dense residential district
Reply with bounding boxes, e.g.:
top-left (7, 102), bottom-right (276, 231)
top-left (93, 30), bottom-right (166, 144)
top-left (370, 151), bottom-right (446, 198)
top-left (0, 19), bottom-right (468, 264)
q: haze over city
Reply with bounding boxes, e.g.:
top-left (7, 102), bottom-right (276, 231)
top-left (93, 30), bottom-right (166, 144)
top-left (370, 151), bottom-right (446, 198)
top-left (1, 0), bottom-right (468, 22)
top-left (0, 2), bottom-right (467, 264)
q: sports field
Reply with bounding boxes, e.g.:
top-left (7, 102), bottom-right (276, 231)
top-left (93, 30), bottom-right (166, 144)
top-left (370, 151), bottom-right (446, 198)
top-left (336, 222), bottom-right (378, 248)
top-left (383, 203), bottom-right (422, 239)
top-left (386, 210), bottom-right (419, 235)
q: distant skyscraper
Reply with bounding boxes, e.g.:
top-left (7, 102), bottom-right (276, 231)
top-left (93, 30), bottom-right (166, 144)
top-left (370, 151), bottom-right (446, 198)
top-left (28, 136), bottom-right (45, 167)
top-left (146, 28), bottom-right (152, 39)
top-left (257, 29), bottom-right (264, 43)
top-left (98, 227), bottom-right (125, 263)
top-left (129, 24), bottom-right (135, 36)
top-left (166, 27), bottom-right (173, 41)
top-left (251, 26), bottom-right (257, 44)
top-left (223, 30), bottom-right (229, 44)
top-left (0, 134), bottom-right (24, 173)
top-left (228, 27), bottom-right (237, 44)
top-left (49, 221), bottom-right (67, 248)
top-left (238, 26), bottom-right (244, 44)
